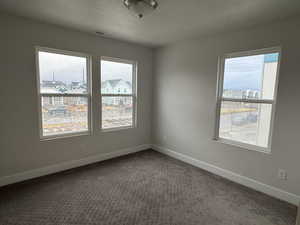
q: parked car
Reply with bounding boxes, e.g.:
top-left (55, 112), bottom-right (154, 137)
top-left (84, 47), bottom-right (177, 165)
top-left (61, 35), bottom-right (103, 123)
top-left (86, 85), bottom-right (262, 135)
top-left (232, 113), bottom-right (258, 126)
top-left (48, 106), bottom-right (67, 116)
top-left (231, 114), bottom-right (247, 126)
top-left (247, 113), bottom-right (258, 123)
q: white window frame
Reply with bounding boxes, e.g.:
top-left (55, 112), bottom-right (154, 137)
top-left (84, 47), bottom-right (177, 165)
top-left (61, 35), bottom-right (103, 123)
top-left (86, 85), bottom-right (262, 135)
top-left (35, 46), bottom-right (92, 140)
top-left (100, 56), bottom-right (137, 132)
top-left (214, 47), bottom-right (281, 153)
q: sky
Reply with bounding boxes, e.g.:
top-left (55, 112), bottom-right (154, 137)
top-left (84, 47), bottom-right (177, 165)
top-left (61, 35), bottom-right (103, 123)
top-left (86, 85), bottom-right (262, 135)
top-left (101, 60), bottom-right (132, 83)
top-left (39, 52), bottom-right (133, 84)
top-left (223, 54), bottom-right (264, 91)
top-left (39, 51), bottom-right (87, 84)
top-left (39, 51), bottom-right (275, 90)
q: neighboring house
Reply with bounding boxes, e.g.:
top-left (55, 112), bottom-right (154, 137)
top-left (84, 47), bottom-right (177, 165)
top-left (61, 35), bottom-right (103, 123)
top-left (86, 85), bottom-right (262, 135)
top-left (244, 90), bottom-right (259, 99)
top-left (42, 78), bottom-right (132, 107)
top-left (41, 80), bottom-right (64, 106)
top-left (41, 80), bottom-right (65, 89)
top-left (223, 89), bottom-right (260, 99)
top-left (101, 79), bottom-right (132, 105)
top-left (42, 95), bottom-right (64, 106)
top-left (41, 80), bottom-right (67, 94)
top-left (41, 80), bottom-right (87, 106)
top-left (69, 81), bottom-right (87, 93)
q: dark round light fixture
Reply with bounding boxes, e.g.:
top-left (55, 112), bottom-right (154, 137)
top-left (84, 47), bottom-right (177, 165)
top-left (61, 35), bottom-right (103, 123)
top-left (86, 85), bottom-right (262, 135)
top-left (123, 0), bottom-right (158, 18)
top-left (95, 31), bottom-right (105, 36)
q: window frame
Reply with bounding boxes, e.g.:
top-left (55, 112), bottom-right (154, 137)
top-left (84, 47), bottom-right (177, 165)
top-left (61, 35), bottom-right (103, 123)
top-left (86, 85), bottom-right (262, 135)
top-left (35, 46), bottom-right (92, 140)
top-left (100, 56), bottom-right (138, 132)
top-left (214, 47), bottom-right (281, 153)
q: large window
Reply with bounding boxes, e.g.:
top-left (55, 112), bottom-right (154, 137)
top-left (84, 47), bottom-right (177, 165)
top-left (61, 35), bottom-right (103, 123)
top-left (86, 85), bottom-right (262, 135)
top-left (36, 47), bottom-right (91, 139)
top-left (101, 57), bottom-right (137, 130)
top-left (215, 47), bottom-right (281, 152)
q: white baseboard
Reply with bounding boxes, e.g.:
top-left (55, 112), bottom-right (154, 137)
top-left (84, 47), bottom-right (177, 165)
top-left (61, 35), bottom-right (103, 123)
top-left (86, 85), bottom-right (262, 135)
top-left (152, 144), bottom-right (300, 206)
top-left (0, 144), bottom-right (151, 187)
top-left (1, 143), bottom-right (299, 206)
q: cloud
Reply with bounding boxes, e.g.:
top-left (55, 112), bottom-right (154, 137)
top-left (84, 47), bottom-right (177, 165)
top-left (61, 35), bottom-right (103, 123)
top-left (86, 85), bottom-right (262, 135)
top-left (223, 54), bottom-right (264, 90)
top-left (39, 52), bottom-right (133, 84)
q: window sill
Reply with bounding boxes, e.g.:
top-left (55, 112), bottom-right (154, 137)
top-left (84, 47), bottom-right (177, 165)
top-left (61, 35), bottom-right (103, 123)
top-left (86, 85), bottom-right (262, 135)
top-left (213, 137), bottom-right (271, 154)
top-left (40, 131), bottom-right (91, 141)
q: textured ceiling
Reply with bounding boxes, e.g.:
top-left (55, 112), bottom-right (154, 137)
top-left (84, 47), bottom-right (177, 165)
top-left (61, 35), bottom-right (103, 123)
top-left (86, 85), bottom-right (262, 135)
top-left (1, 0), bottom-right (300, 47)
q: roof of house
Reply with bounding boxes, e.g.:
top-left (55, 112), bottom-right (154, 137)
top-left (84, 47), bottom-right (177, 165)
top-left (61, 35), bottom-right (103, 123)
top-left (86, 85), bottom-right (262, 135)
top-left (42, 80), bottom-right (65, 87)
top-left (102, 79), bottom-right (131, 89)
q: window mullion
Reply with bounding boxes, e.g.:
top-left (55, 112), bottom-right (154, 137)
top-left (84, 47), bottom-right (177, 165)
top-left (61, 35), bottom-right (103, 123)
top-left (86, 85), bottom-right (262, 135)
top-left (221, 97), bottom-right (274, 104)
top-left (41, 93), bottom-right (89, 97)
top-left (101, 94), bottom-right (133, 97)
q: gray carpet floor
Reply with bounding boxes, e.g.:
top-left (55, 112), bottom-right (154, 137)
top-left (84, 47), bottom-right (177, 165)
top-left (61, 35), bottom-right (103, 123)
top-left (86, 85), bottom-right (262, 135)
top-left (0, 150), bottom-right (297, 225)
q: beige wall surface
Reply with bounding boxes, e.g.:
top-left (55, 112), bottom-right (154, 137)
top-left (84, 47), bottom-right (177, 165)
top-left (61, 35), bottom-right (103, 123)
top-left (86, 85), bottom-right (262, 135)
top-left (153, 17), bottom-right (300, 196)
top-left (0, 13), bottom-right (153, 178)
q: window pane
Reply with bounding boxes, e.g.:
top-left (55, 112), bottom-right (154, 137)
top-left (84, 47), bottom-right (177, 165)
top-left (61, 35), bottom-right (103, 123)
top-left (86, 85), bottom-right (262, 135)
top-left (39, 51), bottom-right (88, 94)
top-left (102, 96), bottom-right (133, 129)
top-left (41, 96), bottom-right (88, 136)
top-left (101, 60), bottom-right (133, 94)
top-left (223, 53), bottom-right (279, 100)
top-left (219, 101), bottom-right (272, 148)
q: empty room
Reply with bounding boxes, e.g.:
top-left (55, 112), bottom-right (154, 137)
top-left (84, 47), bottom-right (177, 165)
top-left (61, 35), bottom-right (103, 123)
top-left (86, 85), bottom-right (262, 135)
top-left (0, 0), bottom-right (300, 224)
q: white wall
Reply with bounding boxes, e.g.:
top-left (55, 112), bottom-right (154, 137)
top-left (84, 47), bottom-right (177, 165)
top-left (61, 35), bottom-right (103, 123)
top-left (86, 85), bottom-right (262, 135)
top-left (0, 13), bottom-right (153, 178)
top-left (153, 17), bottom-right (300, 197)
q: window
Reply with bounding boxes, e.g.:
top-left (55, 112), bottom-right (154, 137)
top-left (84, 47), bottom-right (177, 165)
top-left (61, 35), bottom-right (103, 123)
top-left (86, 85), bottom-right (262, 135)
top-left (215, 47), bottom-right (281, 152)
top-left (36, 47), bottom-right (91, 139)
top-left (101, 57), bottom-right (137, 130)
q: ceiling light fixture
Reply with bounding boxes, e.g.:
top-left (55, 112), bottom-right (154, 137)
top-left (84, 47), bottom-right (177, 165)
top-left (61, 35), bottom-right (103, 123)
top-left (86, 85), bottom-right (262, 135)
top-left (95, 31), bottom-right (105, 36)
top-left (123, 0), bottom-right (158, 18)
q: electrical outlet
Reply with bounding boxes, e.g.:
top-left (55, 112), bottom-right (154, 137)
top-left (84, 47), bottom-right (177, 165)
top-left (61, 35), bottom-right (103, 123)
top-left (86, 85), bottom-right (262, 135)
top-left (278, 169), bottom-right (287, 180)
